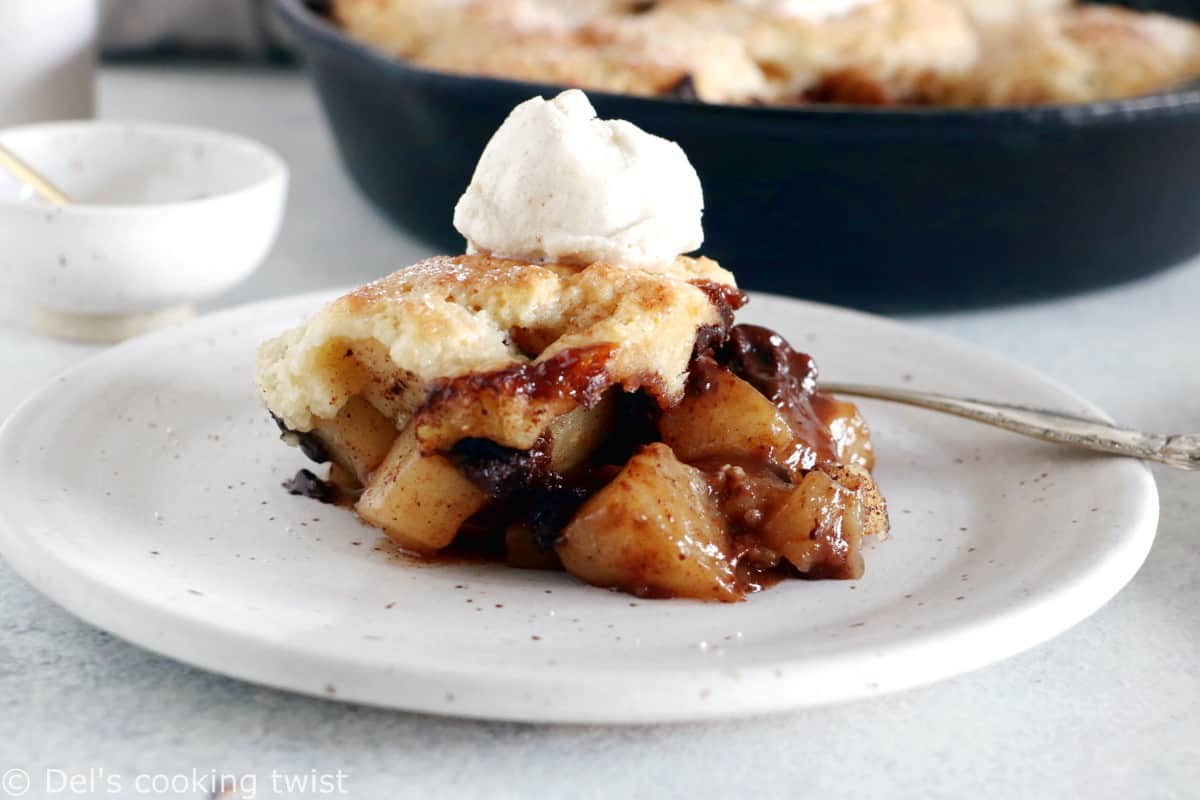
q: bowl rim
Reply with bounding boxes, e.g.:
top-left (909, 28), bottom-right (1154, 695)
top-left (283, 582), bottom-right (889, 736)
top-left (273, 0), bottom-right (1200, 126)
top-left (0, 120), bottom-right (289, 215)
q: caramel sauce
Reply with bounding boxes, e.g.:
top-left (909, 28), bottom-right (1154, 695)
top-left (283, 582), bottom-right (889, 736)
top-left (372, 531), bottom-right (502, 568)
top-left (711, 463), bottom-right (795, 595)
top-left (423, 344), bottom-right (615, 408)
top-left (689, 280), bottom-right (749, 329)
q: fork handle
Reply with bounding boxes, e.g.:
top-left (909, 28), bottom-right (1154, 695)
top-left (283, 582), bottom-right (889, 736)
top-left (820, 382), bottom-right (1199, 471)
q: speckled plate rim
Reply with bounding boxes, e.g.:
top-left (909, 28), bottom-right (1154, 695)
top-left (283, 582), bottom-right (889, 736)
top-left (0, 290), bottom-right (1160, 723)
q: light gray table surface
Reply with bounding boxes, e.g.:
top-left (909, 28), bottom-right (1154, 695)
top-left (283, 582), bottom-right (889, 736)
top-left (0, 65), bottom-right (1196, 800)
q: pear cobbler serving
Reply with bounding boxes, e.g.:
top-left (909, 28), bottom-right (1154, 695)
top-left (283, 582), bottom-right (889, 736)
top-left (255, 91), bottom-right (888, 601)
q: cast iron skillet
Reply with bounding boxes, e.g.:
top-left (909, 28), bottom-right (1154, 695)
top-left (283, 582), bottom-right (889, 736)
top-left (275, 0), bottom-right (1200, 310)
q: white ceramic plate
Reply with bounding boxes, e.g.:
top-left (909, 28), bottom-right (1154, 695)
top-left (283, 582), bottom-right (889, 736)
top-left (0, 291), bottom-right (1158, 723)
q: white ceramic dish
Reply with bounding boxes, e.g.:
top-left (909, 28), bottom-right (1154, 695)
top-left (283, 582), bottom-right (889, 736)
top-left (0, 121), bottom-right (287, 341)
top-left (0, 290), bottom-right (1159, 723)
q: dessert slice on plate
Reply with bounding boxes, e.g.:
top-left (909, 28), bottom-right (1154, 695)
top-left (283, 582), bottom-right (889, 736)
top-left (255, 90), bottom-right (888, 601)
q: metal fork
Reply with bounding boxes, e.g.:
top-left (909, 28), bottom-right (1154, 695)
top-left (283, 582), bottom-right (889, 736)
top-left (821, 382), bottom-right (1200, 471)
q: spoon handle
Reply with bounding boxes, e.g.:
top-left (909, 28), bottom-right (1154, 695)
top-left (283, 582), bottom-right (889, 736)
top-left (0, 142), bottom-right (72, 205)
top-left (821, 382), bottom-right (1200, 471)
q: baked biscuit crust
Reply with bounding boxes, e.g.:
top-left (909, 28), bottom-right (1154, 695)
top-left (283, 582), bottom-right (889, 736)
top-left (255, 253), bottom-right (736, 439)
top-left (413, 6), bottom-right (770, 103)
top-left (944, 5), bottom-right (1200, 106)
top-left (734, 0), bottom-right (979, 104)
top-left (332, 0), bottom-right (1200, 106)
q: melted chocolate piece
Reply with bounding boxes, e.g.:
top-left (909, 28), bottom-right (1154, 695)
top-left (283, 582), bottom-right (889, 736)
top-left (716, 324), bottom-right (839, 467)
top-left (283, 468), bottom-right (338, 504)
top-left (524, 485), bottom-right (593, 551)
top-left (591, 390), bottom-right (662, 466)
top-left (271, 413), bottom-right (330, 464)
top-left (722, 324), bottom-right (818, 395)
top-left (450, 437), bottom-right (552, 498)
top-left (449, 437), bottom-right (610, 551)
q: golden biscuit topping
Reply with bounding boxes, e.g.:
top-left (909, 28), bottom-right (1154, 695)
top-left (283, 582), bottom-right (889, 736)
top-left (333, 0), bottom-right (1200, 105)
top-left (256, 253), bottom-right (735, 434)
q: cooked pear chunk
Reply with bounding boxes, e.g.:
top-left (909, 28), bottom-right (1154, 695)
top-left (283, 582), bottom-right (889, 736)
top-left (557, 443), bottom-right (739, 601)
top-left (819, 461), bottom-right (890, 540)
top-left (761, 469), bottom-right (866, 580)
top-left (660, 367), bottom-right (798, 471)
top-left (356, 425), bottom-right (486, 553)
top-left (326, 461), bottom-right (363, 497)
top-left (814, 394), bottom-right (876, 471)
top-left (546, 393), bottom-right (616, 473)
top-left (311, 395), bottom-right (398, 483)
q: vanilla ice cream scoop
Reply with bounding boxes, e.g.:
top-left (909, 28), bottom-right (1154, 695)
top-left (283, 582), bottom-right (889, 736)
top-left (453, 90), bottom-right (703, 269)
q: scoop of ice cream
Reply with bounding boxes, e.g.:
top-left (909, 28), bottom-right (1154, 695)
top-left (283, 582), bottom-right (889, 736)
top-left (732, 0), bottom-right (876, 21)
top-left (452, 89), bottom-right (704, 269)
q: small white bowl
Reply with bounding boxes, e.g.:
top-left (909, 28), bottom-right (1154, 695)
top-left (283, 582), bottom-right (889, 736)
top-left (0, 120), bottom-right (288, 341)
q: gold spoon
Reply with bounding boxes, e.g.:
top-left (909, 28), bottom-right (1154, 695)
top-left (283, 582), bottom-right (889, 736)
top-left (822, 382), bottom-right (1199, 471)
top-left (0, 141), bottom-right (72, 205)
